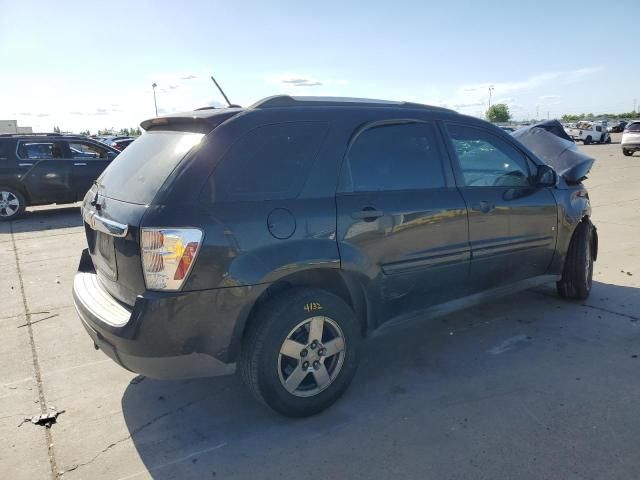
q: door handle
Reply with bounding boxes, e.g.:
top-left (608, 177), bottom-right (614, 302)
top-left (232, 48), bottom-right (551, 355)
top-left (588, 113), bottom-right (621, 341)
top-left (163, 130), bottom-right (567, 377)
top-left (74, 162), bottom-right (88, 166)
top-left (471, 201), bottom-right (495, 213)
top-left (351, 207), bottom-right (384, 222)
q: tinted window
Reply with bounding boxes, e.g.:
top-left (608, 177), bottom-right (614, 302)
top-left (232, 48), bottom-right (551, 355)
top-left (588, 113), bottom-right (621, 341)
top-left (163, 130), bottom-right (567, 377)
top-left (627, 122), bottom-right (640, 132)
top-left (447, 124), bottom-right (530, 187)
top-left (212, 122), bottom-right (327, 201)
top-left (97, 131), bottom-right (204, 205)
top-left (17, 141), bottom-right (63, 159)
top-left (345, 122), bottom-right (446, 192)
top-left (0, 139), bottom-right (11, 161)
top-left (595, 126), bottom-right (602, 132)
top-left (67, 141), bottom-right (111, 159)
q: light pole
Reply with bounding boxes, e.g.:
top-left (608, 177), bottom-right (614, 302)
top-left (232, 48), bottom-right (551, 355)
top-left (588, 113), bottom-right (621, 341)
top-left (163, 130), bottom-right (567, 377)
top-left (488, 85), bottom-right (495, 109)
top-left (152, 82), bottom-right (158, 117)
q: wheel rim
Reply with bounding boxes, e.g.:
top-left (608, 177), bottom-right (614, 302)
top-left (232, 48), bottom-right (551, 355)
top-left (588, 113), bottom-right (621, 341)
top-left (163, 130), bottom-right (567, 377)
top-left (277, 316), bottom-right (346, 398)
top-left (0, 191), bottom-right (20, 218)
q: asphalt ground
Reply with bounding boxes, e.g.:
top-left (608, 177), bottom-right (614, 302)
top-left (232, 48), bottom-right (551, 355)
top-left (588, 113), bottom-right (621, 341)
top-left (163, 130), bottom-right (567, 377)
top-left (1, 133), bottom-right (638, 479)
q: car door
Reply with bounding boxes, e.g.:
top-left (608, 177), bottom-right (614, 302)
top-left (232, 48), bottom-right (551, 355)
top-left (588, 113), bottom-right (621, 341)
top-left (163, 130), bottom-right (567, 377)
top-left (444, 123), bottom-right (558, 291)
top-left (336, 120), bottom-right (470, 326)
top-left (62, 139), bottom-right (115, 200)
top-left (16, 140), bottom-right (74, 204)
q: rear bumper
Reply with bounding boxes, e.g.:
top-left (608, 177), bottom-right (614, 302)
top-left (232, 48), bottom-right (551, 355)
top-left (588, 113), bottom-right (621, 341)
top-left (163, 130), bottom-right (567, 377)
top-left (72, 249), bottom-right (263, 379)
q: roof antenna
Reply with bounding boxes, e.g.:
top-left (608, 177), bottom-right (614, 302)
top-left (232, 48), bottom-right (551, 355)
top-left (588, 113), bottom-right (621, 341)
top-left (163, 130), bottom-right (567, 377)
top-left (210, 75), bottom-right (240, 108)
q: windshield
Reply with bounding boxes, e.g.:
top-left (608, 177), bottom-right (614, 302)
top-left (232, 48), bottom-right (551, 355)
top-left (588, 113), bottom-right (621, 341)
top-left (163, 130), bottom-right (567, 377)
top-left (97, 130), bottom-right (204, 205)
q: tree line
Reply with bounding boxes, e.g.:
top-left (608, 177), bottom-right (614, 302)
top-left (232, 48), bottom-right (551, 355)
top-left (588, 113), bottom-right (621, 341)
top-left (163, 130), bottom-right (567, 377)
top-left (560, 112), bottom-right (640, 122)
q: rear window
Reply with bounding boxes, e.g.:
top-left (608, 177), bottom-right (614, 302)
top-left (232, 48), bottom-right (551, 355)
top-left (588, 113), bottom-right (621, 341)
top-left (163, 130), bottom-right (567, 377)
top-left (97, 130), bottom-right (204, 204)
top-left (627, 122), bottom-right (640, 132)
top-left (209, 122), bottom-right (328, 202)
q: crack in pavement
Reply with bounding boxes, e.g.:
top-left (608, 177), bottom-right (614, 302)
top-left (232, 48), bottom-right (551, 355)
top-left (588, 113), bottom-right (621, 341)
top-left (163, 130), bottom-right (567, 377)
top-left (63, 393), bottom-right (215, 474)
top-left (580, 303), bottom-right (639, 322)
top-left (9, 221), bottom-right (59, 479)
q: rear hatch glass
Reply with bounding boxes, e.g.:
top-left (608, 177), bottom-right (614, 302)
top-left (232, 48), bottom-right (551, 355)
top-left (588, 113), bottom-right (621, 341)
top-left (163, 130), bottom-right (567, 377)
top-left (97, 130), bottom-right (204, 205)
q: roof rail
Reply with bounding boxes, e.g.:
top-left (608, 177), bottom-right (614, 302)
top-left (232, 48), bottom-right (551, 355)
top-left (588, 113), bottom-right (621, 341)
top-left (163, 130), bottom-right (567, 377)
top-left (0, 132), bottom-right (88, 138)
top-left (249, 95), bottom-right (456, 113)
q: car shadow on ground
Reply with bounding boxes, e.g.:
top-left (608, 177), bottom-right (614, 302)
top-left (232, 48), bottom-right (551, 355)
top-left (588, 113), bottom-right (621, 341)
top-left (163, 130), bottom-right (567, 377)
top-left (7, 205), bottom-right (82, 234)
top-left (120, 280), bottom-right (639, 479)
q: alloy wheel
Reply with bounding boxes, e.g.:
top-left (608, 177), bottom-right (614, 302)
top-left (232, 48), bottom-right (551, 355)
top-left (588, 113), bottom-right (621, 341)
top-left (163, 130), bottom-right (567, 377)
top-left (277, 316), bottom-right (346, 397)
top-left (0, 191), bottom-right (20, 218)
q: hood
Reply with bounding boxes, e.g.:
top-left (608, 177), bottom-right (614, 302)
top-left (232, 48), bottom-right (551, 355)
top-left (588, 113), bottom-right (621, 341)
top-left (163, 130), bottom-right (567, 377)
top-left (513, 120), bottom-right (595, 184)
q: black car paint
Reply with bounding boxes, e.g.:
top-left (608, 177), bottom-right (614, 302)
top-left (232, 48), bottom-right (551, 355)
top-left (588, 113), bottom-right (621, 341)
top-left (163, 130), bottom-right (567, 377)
top-left (74, 102), bottom-right (594, 379)
top-left (0, 135), bottom-right (119, 206)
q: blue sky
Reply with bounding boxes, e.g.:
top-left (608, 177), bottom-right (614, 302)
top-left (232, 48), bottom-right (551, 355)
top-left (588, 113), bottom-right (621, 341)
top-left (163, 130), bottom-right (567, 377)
top-left (1, 0), bottom-right (638, 131)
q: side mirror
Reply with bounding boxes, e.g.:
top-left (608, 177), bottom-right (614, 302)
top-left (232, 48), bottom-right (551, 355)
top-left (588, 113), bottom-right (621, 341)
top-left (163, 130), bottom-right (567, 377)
top-left (536, 164), bottom-right (557, 187)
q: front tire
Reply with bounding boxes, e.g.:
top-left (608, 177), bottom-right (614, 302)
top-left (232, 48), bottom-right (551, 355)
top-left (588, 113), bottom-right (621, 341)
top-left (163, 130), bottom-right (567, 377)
top-left (239, 288), bottom-right (361, 417)
top-left (584, 136), bottom-right (592, 145)
top-left (0, 188), bottom-right (26, 221)
top-left (557, 219), bottom-right (595, 300)
top-left (623, 149), bottom-right (632, 156)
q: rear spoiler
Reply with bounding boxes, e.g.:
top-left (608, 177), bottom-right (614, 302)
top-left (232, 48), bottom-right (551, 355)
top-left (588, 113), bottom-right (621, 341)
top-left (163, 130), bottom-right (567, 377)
top-left (140, 109), bottom-right (242, 133)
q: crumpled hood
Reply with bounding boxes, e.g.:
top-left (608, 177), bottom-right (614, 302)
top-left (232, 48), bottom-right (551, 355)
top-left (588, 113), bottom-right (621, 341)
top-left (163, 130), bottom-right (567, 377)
top-left (513, 120), bottom-right (595, 184)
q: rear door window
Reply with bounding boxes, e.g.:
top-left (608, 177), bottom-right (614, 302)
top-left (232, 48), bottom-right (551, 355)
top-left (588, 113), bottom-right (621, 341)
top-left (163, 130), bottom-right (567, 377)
top-left (97, 130), bottom-right (204, 204)
top-left (211, 122), bottom-right (328, 201)
top-left (342, 122), bottom-right (446, 192)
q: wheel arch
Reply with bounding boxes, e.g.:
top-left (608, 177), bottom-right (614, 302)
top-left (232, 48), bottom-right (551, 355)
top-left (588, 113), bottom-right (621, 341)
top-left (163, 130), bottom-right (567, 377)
top-left (232, 267), bottom-right (371, 361)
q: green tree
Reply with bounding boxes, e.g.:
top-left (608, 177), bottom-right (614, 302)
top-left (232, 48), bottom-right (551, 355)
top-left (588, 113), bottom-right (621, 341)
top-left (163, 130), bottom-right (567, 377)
top-left (486, 104), bottom-right (511, 122)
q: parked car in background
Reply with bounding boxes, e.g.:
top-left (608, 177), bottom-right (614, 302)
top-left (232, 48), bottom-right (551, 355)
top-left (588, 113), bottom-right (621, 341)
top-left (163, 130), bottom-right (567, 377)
top-left (565, 121), bottom-right (611, 144)
top-left (0, 133), bottom-right (119, 220)
top-left (608, 121), bottom-right (628, 133)
top-left (72, 96), bottom-right (597, 417)
top-left (622, 121), bottom-right (640, 156)
top-left (111, 137), bottom-right (135, 151)
top-left (499, 126), bottom-right (515, 133)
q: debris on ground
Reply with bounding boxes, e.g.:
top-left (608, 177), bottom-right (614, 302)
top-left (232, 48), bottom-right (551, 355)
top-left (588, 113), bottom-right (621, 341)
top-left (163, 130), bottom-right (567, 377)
top-left (20, 406), bottom-right (65, 428)
top-left (16, 313), bottom-right (59, 329)
top-left (130, 375), bottom-right (146, 385)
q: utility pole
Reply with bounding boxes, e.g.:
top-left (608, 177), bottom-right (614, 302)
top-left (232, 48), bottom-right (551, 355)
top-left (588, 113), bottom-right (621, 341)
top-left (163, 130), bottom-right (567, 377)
top-left (152, 82), bottom-right (158, 117)
top-left (536, 105), bottom-right (539, 120)
top-left (488, 85), bottom-right (495, 109)
top-left (634, 97), bottom-right (637, 113)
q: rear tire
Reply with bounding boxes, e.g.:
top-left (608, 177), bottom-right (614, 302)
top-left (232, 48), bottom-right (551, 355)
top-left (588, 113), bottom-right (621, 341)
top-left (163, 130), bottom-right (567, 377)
top-left (557, 219), bottom-right (594, 300)
top-left (605, 136), bottom-right (611, 144)
top-left (622, 149), bottom-right (632, 156)
top-left (239, 287), bottom-right (361, 417)
top-left (0, 188), bottom-right (26, 221)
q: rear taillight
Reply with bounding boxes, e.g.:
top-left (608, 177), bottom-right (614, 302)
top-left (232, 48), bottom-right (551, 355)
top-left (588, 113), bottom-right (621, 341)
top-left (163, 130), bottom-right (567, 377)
top-left (141, 228), bottom-right (203, 291)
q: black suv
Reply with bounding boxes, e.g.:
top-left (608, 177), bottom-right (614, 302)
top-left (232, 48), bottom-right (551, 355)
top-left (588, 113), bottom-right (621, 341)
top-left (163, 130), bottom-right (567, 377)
top-left (73, 96), bottom-right (597, 417)
top-left (0, 133), bottom-right (119, 220)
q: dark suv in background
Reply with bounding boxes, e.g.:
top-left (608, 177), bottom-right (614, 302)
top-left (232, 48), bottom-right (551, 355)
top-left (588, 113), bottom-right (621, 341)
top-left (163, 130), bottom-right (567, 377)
top-left (0, 133), bottom-right (119, 220)
top-left (73, 96), bottom-right (597, 417)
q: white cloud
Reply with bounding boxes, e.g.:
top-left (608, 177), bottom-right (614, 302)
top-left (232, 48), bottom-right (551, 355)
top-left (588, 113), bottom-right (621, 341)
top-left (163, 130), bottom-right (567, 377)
top-left (539, 95), bottom-right (561, 100)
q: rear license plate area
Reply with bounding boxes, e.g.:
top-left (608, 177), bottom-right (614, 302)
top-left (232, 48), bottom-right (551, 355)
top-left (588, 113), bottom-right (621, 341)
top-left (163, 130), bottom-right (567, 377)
top-left (91, 231), bottom-right (118, 280)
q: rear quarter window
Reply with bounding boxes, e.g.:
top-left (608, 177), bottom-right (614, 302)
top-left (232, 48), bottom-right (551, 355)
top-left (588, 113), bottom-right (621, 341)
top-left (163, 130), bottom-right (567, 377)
top-left (208, 122), bottom-right (328, 202)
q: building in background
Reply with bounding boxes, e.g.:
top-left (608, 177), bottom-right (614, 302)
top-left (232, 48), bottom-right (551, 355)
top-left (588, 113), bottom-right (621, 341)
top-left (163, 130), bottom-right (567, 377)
top-left (0, 120), bottom-right (33, 134)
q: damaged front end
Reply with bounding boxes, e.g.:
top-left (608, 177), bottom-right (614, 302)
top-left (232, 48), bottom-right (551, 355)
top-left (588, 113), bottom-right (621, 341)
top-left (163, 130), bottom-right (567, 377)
top-left (513, 120), bottom-right (595, 184)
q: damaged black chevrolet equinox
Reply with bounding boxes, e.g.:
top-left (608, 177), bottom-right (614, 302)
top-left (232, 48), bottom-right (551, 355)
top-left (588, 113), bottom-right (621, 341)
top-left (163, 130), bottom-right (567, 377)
top-left (73, 96), bottom-right (597, 416)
